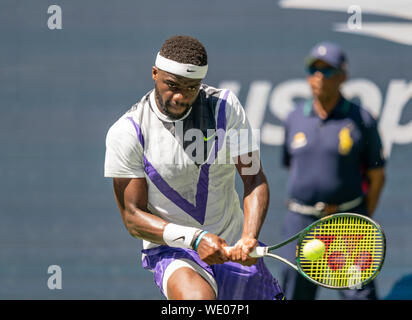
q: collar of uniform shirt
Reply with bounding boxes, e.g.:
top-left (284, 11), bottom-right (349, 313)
top-left (304, 96), bottom-right (350, 119)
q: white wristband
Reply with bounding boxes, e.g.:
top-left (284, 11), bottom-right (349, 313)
top-left (163, 223), bottom-right (202, 249)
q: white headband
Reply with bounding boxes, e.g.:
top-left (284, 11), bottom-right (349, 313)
top-left (155, 52), bottom-right (208, 79)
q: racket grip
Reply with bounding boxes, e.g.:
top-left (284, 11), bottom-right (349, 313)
top-left (223, 246), bottom-right (266, 258)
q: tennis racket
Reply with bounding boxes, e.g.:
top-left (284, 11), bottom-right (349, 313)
top-left (226, 213), bottom-right (386, 290)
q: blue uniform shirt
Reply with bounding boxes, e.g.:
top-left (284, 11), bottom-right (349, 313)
top-left (282, 96), bottom-right (385, 205)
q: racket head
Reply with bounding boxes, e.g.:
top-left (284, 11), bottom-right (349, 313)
top-left (295, 213), bottom-right (386, 289)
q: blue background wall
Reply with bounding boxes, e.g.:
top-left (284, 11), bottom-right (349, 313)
top-left (1, 0), bottom-right (411, 299)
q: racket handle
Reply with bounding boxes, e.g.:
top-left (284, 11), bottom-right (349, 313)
top-left (223, 246), bottom-right (266, 258)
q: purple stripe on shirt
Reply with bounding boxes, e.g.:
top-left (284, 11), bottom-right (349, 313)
top-left (143, 155), bottom-right (209, 224)
top-left (127, 116), bottom-right (145, 148)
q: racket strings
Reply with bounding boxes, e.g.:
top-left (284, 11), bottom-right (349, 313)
top-left (298, 215), bottom-right (385, 288)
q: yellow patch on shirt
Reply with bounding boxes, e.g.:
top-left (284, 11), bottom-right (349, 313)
top-left (338, 127), bottom-right (353, 155)
top-left (291, 132), bottom-right (307, 149)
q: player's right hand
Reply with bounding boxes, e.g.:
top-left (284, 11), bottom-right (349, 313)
top-left (226, 237), bottom-right (259, 266)
top-left (196, 233), bottom-right (229, 265)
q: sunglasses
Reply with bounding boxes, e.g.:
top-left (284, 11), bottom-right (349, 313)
top-left (306, 66), bottom-right (343, 78)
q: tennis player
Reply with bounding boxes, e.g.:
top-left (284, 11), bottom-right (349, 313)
top-left (104, 35), bottom-right (284, 300)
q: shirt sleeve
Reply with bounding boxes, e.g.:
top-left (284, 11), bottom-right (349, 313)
top-left (362, 114), bottom-right (386, 169)
top-left (224, 90), bottom-right (260, 158)
top-left (104, 117), bottom-right (146, 178)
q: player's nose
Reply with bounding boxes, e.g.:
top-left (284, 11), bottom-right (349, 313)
top-left (172, 92), bottom-right (184, 100)
top-left (172, 92), bottom-right (191, 106)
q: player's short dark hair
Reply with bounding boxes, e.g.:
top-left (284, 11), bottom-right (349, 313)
top-left (159, 35), bottom-right (207, 66)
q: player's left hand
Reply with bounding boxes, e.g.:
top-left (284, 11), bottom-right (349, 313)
top-left (227, 237), bottom-right (259, 266)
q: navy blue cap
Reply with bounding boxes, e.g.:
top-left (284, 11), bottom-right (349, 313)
top-left (305, 42), bottom-right (347, 69)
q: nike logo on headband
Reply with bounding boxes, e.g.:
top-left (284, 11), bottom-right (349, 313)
top-left (186, 69), bottom-right (196, 72)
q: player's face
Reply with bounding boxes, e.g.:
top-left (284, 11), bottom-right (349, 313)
top-left (152, 67), bottom-right (201, 120)
top-left (307, 60), bottom-right (346, 100)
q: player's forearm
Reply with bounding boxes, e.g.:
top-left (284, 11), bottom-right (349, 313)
top-left (241, 171), bottom-right (270, 239)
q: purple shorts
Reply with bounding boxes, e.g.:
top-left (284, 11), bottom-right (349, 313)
top-left (141, 245), bottom-right (284, 300)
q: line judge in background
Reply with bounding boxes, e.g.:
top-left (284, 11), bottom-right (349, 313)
top-left (104, 35), bottom-right (284, 300)
top-left (280, 42), bottom-right (386, 300)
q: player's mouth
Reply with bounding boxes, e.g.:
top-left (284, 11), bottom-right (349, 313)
top-left (164, 102), bottom-right (191, 119)
top-left (168, 102), bottom-right (189, 111)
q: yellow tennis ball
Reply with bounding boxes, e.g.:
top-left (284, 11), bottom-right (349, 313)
top-left (302, 239), bottom-right (325, 261)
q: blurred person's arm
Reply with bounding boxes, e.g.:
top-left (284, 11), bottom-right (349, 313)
top-left (365, 167), bottom-right (385, 217)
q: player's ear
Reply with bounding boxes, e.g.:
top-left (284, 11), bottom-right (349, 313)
top-left (339, 72), bottom-right (347, 85)
top-left (152, 66), bottom-right (159, 81)
top-left (340, 68), bottom-right (347, 80)
top-left (339, 64), bottom-right (348, 83)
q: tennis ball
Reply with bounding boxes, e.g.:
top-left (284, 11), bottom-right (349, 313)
top-left (302, 239), bottom-right (325, 261)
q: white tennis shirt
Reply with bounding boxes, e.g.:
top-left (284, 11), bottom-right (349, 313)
top-left (104, 84), bottom-right (259, 249)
